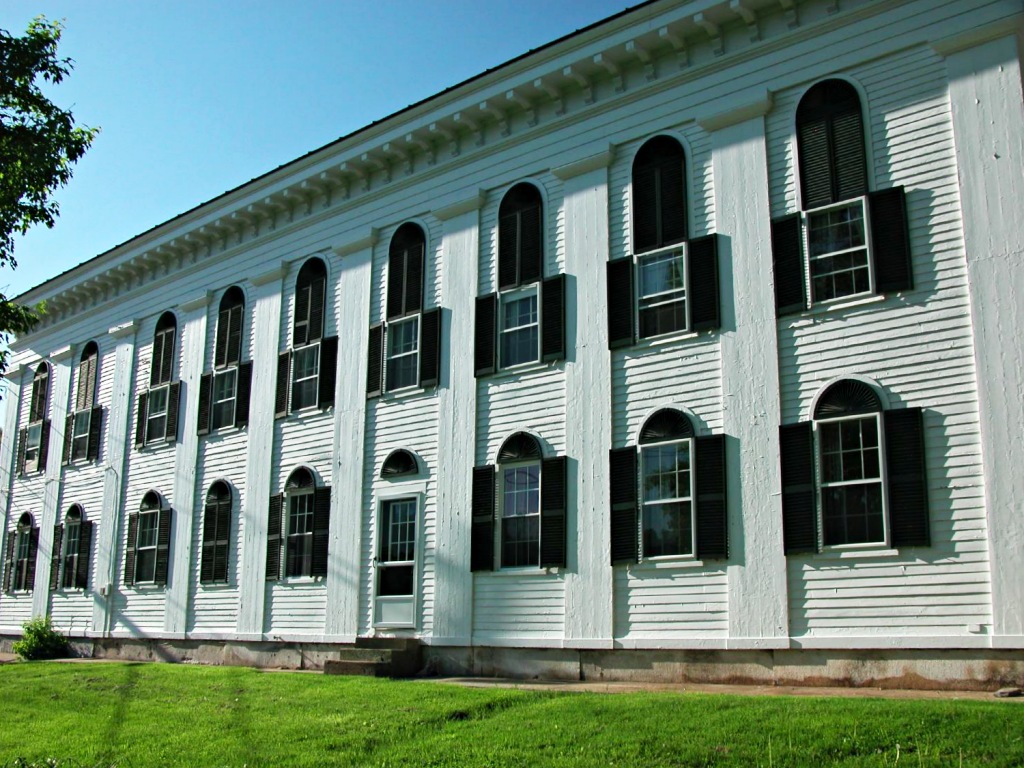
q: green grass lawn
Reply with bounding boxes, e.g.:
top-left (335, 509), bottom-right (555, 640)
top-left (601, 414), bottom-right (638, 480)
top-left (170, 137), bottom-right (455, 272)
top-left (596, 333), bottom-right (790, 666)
top-left (1, 662), bottom-right (1021, 767)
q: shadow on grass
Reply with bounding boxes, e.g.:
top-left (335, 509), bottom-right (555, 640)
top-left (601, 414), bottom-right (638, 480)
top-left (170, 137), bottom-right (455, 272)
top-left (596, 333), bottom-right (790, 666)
top-left (97, 663), bottom-right (141, 766)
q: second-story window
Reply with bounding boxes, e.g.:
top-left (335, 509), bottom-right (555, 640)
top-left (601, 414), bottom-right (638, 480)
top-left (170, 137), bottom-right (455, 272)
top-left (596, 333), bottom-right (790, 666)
top-left (198, 287), bottom-right (253, 435)
top-left (63, 342), bottom-right (103, 465)
top-left (366, 224), bottom-right (442, 397)
top-left (18, 363), bottom-right (52, 474)
top-left (275, 258), bottom-right (338, 417)
top-left (474, 183), bottom-right (565, 377)
top-left (134, 312), bottom-right (182, 448)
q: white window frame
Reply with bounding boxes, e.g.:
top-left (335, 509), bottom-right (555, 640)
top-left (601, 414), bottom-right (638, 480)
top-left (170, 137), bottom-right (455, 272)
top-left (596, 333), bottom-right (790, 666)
top-left (385, 315), bottom-right (420, 393)
top-left (284, 486), bottom-right (315, 578)
top-left (635, 243), bottom-right (689, 340)
top-left (134, 509), bottom-right (159, 584)
top-left (145, 384), bottom-right (170, 444)
top-left (290, 342), bottom-right (320, 413)
top-left (210, 367), bottom-right (238, 431)
top-left (498, 459), bottom-right (541, 569)
top-left (815, 411), bottom-right (889, 550)
top-left (639, 437), bottom-right (696, 560)
top-left (803, 196), bottom-right (874, 306)
top-left (13, 522), bottom-right (32, 591)
top-left (498, 285), bottom-right (540, 370)
top-left (61, 513), bottom-right (82, 590)
top-left (70, 409), bottom-right (92, 462)
top-left (24, 421), bottom-right (42, 466)
top-left (372, 482), bottom-right (425, 629)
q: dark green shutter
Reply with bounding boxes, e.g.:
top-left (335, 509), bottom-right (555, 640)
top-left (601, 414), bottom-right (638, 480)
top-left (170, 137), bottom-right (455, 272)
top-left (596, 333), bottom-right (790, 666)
top-left (780, 422), bottom-right (817, 554)
top-left (518, 204), bottom-right (543, 286)
top-left (869, 186), bottom-right (913, 294)
top-left (694, 434), bottom-right (728, 559)
top-left (76, 521), bottom-right (93, 589)
top-left (25, 527), bottom-right (39, 589)
top-left (541, 274), bottom-right (566, 362)
top-left (154, 508), bottom-right (172, 586)
top-left (688, 234), bottom-right (720, 331)
top-left (318, 336), bottom-right (338, 409)
top-left (311, 487), bottom-right (331, 577)
top-left (797, 117), bottom-right (832, 210)
top-left (16, 428), bottom-right (27, 474)
top-left (632, 162), bottom-right (659, 253)
top-left (86, 406), bottom-right (103, 461)
top-left (405, 244), bottom-right (424, 316)
top-left (294, 283), bottom-right (310, 346)
top-left (62, 413), bottom-right (74, 465)
top-left (884, 407), bottom-right (929, 547)
top-left (387, 247), bottom-right (406, 319)
top-left (226, 304), bottom-right (243, 366)
top-left (771, 214), bottom-right (806, 315)
top-left (474, 294), bottom-right (497, 377)
top-left (197, 373), bottom-right (212, 435)
top-left (609, 447), bottom-right (639, 564)
top-left (49, 524), bottom-right (63, 591)
top-left (164, 383), bottom-right (181, 443)
top-left (419, 308), bottom-right (442, 387)
top-left (540, 456), bottom-right (567, 568)
top-left (471, 465), bottom-right (495, 572)
top-left (607, 259), bottom-right (635, 349)
top-left (266, 494), bottom-right (284, 581)
top-left (832, 109), bottom-right (868, 203)
top-left (308, 276), bottom-right (326, 342)
top-left (134, 394), bottom-right (148, 448)
top-left (235, 362), bottom-right (252, 427)
top-left (124, 513), bottom-right (139, 586)
top-left (200, 498), bottom-right (217, 584)
top-left (659, 156), bottom-right (687, 247)
top-left (274, 352), bottom-right (290, 418)
top-left (366, 324), bottom-right (384, 397)
top-left (37, 420), bottom-right (50, 472)
top-left (498, 212), bottom-right (520, 290)
top-left (2, 534), bottom-right (14, 592)
top-left (215, 307), bottom-right (229, 368)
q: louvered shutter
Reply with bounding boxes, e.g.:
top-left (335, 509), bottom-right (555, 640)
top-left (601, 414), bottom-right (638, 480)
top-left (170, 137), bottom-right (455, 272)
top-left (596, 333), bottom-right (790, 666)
top-left (688, 234), bottom-right (721, 331)
top-left (153, 508), bottom-right (172, 586)
top-left (419, 308), bottom-right (442, 387)
top-left (540, 456), bottom-right (567, 568)
top-left (387, 248), bottom-right (407, 320)
top-left (311, 487), bottom-right (331, 577)
top-left (780, 422), bottom-right (817, 554)
top-left (518, 205), bottom-right (543, 286)
top-left (214, 497), bottom-right (230, 583)
top-left (405, 244), bottom-right (424, 315)
top-left (124, 513), bottom-right (139, 586)
top-left (16, 428), bottom-right (27, 474)
top-left (308, 277), bottom-right (326, 342)
top-left (318, 336), bottom-right (338, 409)
top-left (197, 372), bottom-right (213, 435)
top-left (771, 214), bottom-right (806, 315)
top-left (226, 305), bottom-right (243, 366)
top-left (541, 274), bottom-right (566, 362)
top-left (86, 406), bottom-right (103, 461)
top-left (694, 434), bottom-right (728, 559)
top-left (294, 283), bottom-right (310, 347)
top-left (62, 413), bottom-right (74, 465)
top-left (134, 394), bottom-right (148, 448)
top-left (76, 521), bottom-right (93, 589)
top-left (366, 324), bottom-right (384, 397)
top-left (869, 186), bottom-right (913, 294)
top-left (659, 158), bottom-right (688, 247)
top-left (884, 407), bottom-right (929, 547)
top-left (832, 109), bottom-right (868, 203)
top-left (632, 163), bottom-right (659, 253)
top-left (164, 382), bottom-right (181, 443)
top-left (266, 494), bottom-right (283, 581)
top-left (24, 527), bottom-right (39, 589)
top-left (498, 212), bottom-right (520, 290)
top-left (798, 117), bottom-right (833, 210)
top-left (37, 420), bottom-right (50, 472)
top-left (274, 352), bottom-right (290, 418)
top-left (200, 498), bottom-right (217, 584)
top-left (471, 465), bottom-right (495, 572)
top-left (609, 447), bottom-right (639, 564)
top-left (49, 524), bottom-right (64, 591)
top-left (474, 294), bottom-right (497, 377)
top-left (160, 333), bottom-right (174, 385)
top-left (235, 362), bottom-right (252, 427)
top-left (607, 259), bottom-right (635, 349)
top-left (2, 535), bottom-right (14, 592)
top-left (215, 308), bottom-right (229, 368)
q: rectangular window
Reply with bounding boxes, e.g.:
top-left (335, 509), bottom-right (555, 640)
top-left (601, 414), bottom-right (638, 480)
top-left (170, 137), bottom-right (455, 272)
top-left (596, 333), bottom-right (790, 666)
top-left (135, 511), bottom-right (159, 583)
top-left (386, 317), bottom-right (419, 392)
top-left (286, 491), bottom-right (314, 577)
top-left (641, 441), bottom-right (693, 557)
top-left (499, 288), bottom-right (539, 369)
top-left (637, 246), bottom-right (687, 339)
top-left (70, 410), bottom-right (91, 461)
top-left (500, 463), bottom-right (540, 567)
top-left (819, 415), bottom-right (885, 545)
top-left (62, 523), bottom-right (80, 589)
top-left (24, 423), bottom-right (42, 465)
top-left (806, 199), bottom-right (871, 304)
top-left (14, 529), bottom-right (31, 590)
top-left (291, 344), bottom-right (320, 412)
top-left (210, 369), bottom-right (237, 431)
top-left (146, 385), bottom-right (169, 443)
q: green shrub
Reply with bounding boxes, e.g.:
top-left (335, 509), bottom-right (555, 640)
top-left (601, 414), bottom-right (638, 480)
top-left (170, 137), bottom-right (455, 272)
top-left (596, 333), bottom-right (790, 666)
top-left (11, 616), bottom-right (69, 661)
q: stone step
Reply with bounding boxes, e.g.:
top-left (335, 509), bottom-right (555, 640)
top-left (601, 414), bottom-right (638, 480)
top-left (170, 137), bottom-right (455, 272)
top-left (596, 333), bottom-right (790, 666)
top-left (354, 636), bottom-right (420, 652)
top-left (323, 659), bottom-right (391, 677)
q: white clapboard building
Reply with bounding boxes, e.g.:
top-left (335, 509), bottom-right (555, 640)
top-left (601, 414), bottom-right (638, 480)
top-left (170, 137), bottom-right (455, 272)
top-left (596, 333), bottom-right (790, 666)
top-left (2, 0), bottom-right (1022, 686)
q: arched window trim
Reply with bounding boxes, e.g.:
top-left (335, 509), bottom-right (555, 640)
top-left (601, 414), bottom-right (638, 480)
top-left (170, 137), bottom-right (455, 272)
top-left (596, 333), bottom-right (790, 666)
top-left (151, 312), bottom-right (177, 387)
top-left (631, 134), bottom-right (689, 254)
top-left (52, 504), bottom-right (92, 591)
top-left (136, 312), bottom-right (181, 449)
top-left (266, 467), bottom-right (331, 581)
top-left (20, 363), bottom-right (52, 474)
top-left (381, 449), bottom-right (420, 478)
top-left (125, 490), bottom-right (172, 587)
top-left (4, 513), bottom-right (38, 593)
top-left (66, 342), bottom-right (103, 465)
top-left (293, 258), bottom-right (327, 347)
top-left (199, 286), bottom-right (252, 435)
top-left (215, 286), bottom-right (245, 369)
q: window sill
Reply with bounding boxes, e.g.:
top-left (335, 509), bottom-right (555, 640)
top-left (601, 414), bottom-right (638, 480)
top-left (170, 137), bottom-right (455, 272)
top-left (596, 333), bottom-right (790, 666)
top-left (487, 566), bottom-right (559, 578)
top-left (281, 406), bottom-right (332, 423)
top-left (787, 292), bottom-right (888, 323)
top-left (627, 556), bottom-right (704, 572)
top-left (128, 583), bottom-right (165, 591)
top-left (203, 425), bottom-right (247, 440)
top-left (277, 576), bottom-right (326, 585)
top-left (813, 546), bottom-right (900, 561)
top-left (484, 359), bottom-right (561, 383)
top-left (380, 385), bottom-right (435, 403)
top-left (621, 328), bottom-right (713, 356)
top-left (198, 581), bottom-right (233, 590)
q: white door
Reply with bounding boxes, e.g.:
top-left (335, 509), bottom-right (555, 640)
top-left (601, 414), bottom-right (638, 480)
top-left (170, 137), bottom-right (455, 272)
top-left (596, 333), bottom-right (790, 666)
top-left (373, 497), bottom-right (417, 627)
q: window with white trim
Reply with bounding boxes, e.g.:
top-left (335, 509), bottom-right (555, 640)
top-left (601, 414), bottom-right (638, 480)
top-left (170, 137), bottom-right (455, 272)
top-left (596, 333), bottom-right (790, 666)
top-left (135, 312), bottom-right (180, 447)
top-left (51, 505), bottom-right (92, 591)
top-left (276, 259), bottom-right (337, 416)
top-left (18, 363), bottom-right (51, 474)
top-left (199, 286), bottom-right (252, 435)
top-left (3, 513), bottom-right (38, 592)
top-left (265, 468), bottom-right (331, 581)
top-left (124, 491), bottom-right (171, 587)
top-left (64, 341), bottom-right (102, 465)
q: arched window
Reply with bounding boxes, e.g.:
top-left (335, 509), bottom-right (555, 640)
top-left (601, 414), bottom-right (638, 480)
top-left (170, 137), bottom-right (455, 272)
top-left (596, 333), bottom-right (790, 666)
top-left (51, 505), bottom-right (92, 591)
top-left (366, 223), bottom-right (441, 396)
top-left (200, 482), bottom-right (232, 584)
top-left (65, 342), bottom-right (103, 464)
top-left (772, 78), bottom-right (912, 313)
top-left (19, 363), bottom-right (52, 473)
top-left (276, 258), bottom-right (337, 415)
top-left (266, 468), bottom-right (330, 580)
top-left (609, 409), bottom-right (728, 563)
top-left (474, 183), bottom-right (566, 376)
top-left (125, 491), bottom-right (172, 586)
top-left (198, 287), bottom-right (252, 434)
top-left (780, 379), bottom-right (929, 552)
top-left (3, 513), bottom-right (38, 592)
top-left (471, 432), bottom-right (567, 571)
top-left (136, 313), bottom-right (181, 447)
top-left (607, 135), bottom-right (720, 347)
top-left (381, 449), bottom-right (419, 478)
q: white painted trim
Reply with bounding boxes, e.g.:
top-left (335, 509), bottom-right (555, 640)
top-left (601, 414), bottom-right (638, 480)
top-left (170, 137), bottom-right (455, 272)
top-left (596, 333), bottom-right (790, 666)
top-left (49, 345), bottom-right (73, 362)
top-left (433, 192), bottom-right (486, 220)
top-left (179, 292), bottom-right (212, 312)
top-left (791, 636), bottom-right (994, 650)
top-left (250, 264), bottom-right (288, 286)
top-left (930, 14), bottom-right (1023, 56)
top-left (108, 321), bottom-right (137, 338)
top-left (551, 146), bottom-right (614, 180)
top-left (696, 89), bottom-right (773, 132)
top-left (332, 229), bottom-right (379, 258)
top-left (806, 373), bottom-right (889, 423)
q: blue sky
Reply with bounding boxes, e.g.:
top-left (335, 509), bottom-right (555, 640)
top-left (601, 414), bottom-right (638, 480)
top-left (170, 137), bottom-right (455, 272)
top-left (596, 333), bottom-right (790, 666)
top-left (1, 1), bottom-right (634, 299)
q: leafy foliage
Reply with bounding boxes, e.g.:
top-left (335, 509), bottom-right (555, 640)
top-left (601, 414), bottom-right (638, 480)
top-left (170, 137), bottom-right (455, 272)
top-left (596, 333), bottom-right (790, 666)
top-left (11, 616), bottom-right (70, 660)
top-left (0, 17), bottom-right (98, 374)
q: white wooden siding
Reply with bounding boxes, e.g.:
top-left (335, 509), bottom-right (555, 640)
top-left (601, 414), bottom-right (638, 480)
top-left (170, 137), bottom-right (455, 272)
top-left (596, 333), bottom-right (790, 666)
top-left (472, 573), bottom-right (566, 642)
top-left (613, 566), bottom-right (729, 640)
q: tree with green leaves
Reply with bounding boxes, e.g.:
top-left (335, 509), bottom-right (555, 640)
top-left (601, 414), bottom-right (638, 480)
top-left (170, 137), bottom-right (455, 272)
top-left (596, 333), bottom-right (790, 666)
top-left (0, 16), bottom-right (98, 375)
